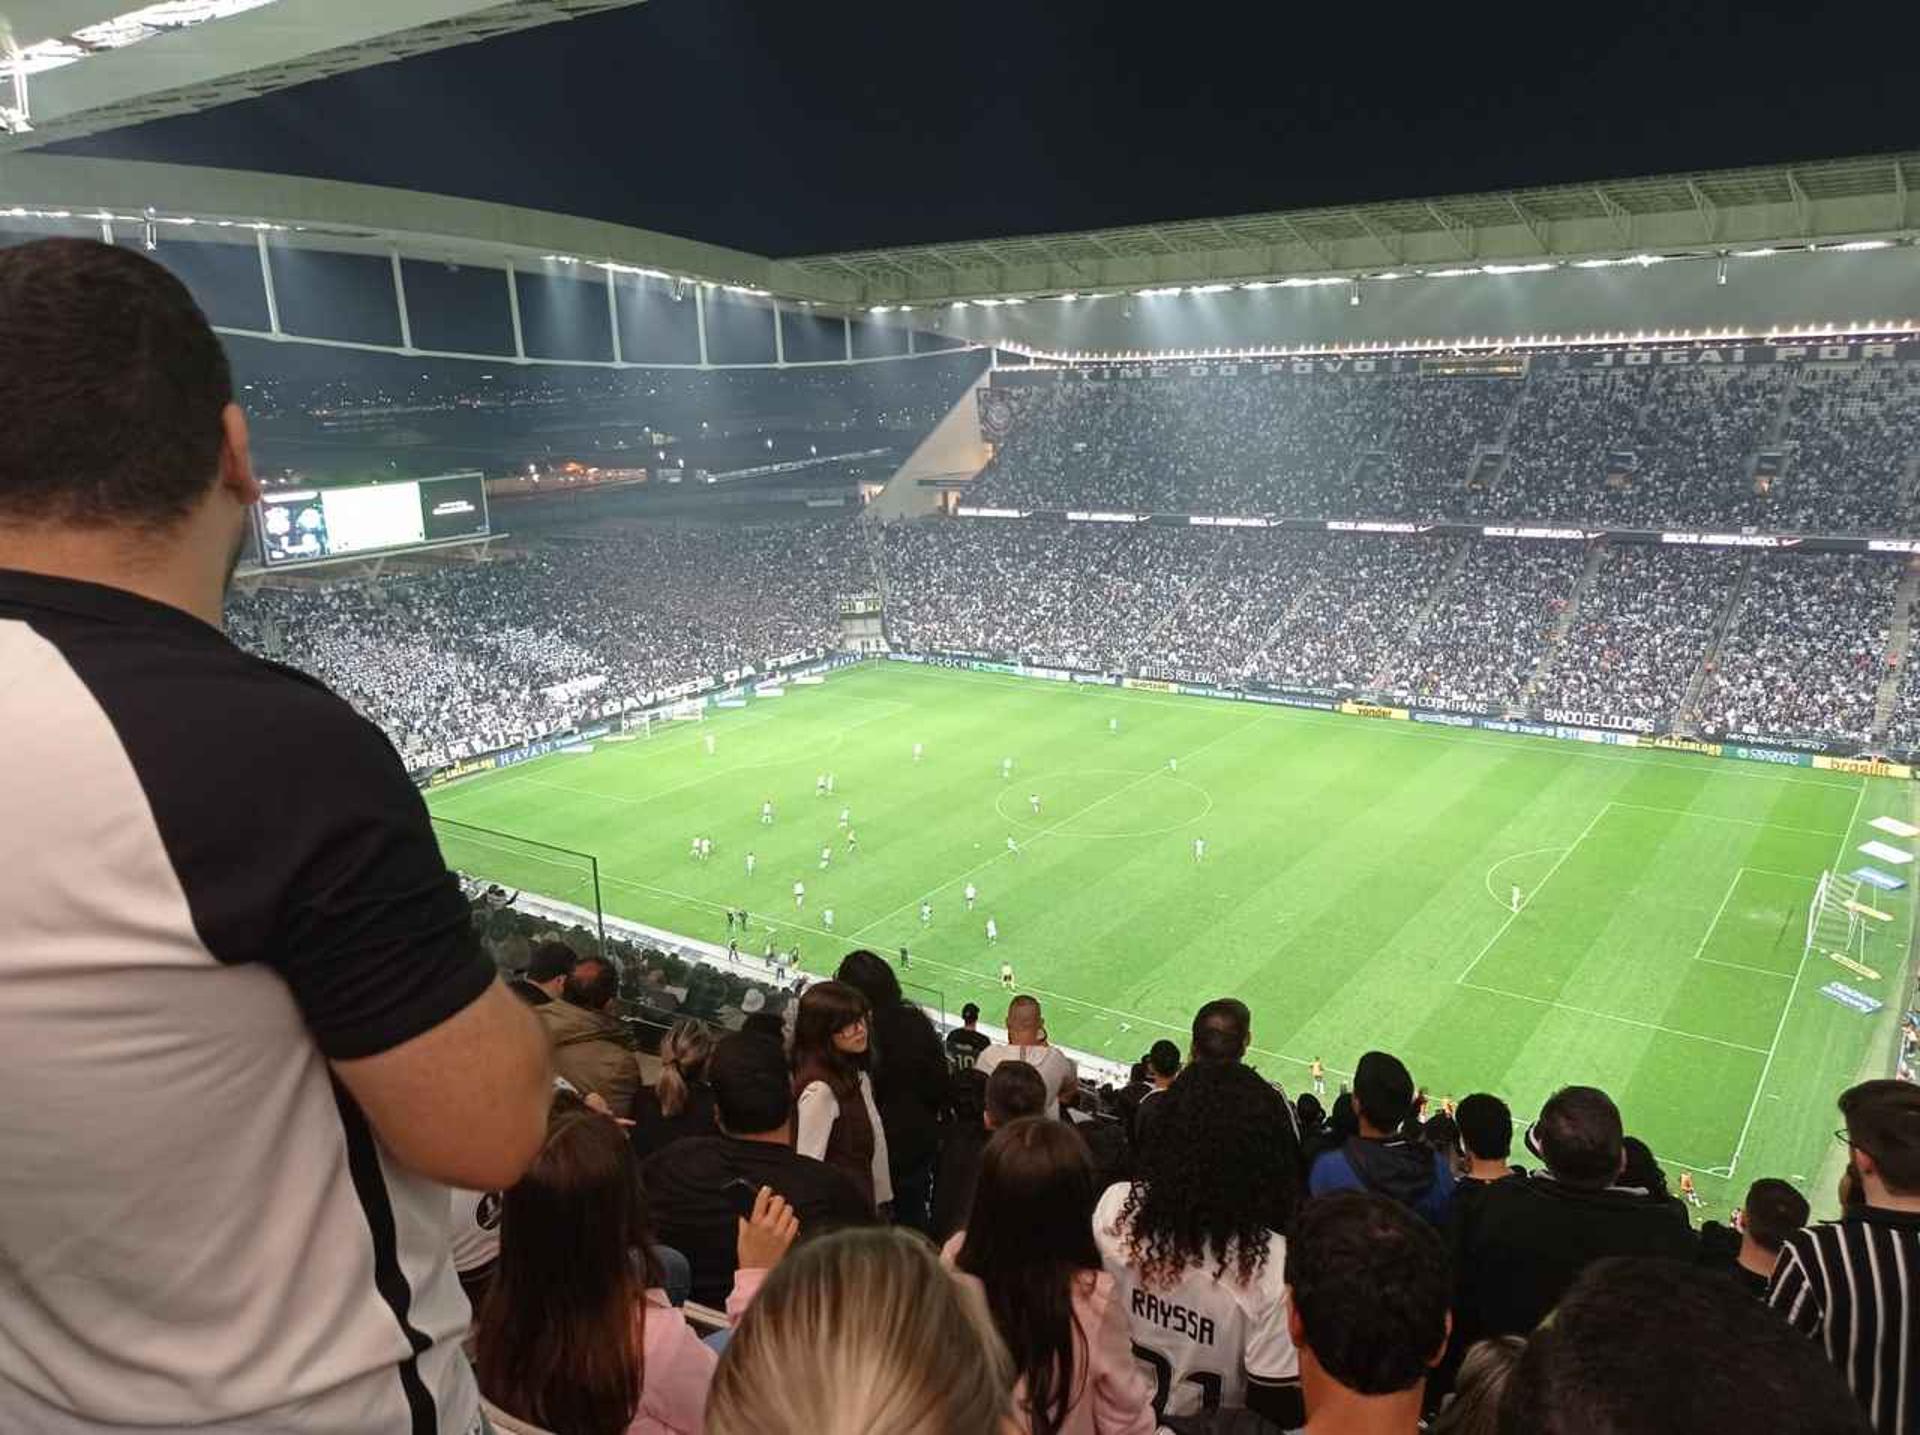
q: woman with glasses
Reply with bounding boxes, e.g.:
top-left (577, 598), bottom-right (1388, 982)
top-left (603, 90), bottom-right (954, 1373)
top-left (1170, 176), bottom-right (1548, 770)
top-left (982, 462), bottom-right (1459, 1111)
top-left (791, 980), bottom-right (893, 1214)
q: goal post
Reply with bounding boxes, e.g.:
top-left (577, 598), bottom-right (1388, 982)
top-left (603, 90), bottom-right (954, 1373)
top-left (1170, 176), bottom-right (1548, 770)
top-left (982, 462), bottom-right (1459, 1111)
top-left (1806, 870), bottom-right (1867, 968)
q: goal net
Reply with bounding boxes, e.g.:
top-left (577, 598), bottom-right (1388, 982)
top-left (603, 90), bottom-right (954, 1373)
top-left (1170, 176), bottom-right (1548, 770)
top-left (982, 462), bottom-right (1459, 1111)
top-left (1806, 870), bottom-right (1868, 968)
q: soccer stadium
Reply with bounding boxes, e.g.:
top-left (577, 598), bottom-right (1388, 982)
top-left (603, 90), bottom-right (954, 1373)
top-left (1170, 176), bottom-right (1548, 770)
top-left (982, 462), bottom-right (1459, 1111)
top-left (4, 5), bottom-right (1920, 1433)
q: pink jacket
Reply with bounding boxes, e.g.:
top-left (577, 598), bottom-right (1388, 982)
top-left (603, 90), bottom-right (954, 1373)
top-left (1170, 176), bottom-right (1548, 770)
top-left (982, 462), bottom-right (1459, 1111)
top-left (943, 1236), bottom-right (1159, 1435)
top-left (625, 1268), bottom-right (764, 1435)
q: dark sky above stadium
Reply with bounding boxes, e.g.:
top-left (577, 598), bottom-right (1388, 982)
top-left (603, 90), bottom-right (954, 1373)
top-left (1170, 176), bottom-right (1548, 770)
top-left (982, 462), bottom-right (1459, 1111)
top-left (52, 0), bottom-right (1918, 257)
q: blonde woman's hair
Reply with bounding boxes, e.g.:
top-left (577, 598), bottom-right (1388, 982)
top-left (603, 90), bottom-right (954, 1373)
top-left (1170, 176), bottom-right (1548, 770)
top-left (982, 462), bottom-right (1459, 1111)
top-left (708, 1227), bottom-right (1014, 1435)
top-left (654, 1019), bottom-right (715, 1118)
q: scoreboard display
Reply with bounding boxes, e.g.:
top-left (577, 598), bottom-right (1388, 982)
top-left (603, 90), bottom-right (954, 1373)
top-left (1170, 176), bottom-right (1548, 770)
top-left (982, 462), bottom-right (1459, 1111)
top-left (256, 473), bottom-right (489, 568)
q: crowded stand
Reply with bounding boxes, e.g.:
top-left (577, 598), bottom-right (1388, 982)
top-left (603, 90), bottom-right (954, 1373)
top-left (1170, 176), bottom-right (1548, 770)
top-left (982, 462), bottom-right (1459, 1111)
top-left (1383, 540), bottom-right (1584, 710)
top-left (974, 357), bottom-right (1920, 530)
top-left (230, 520), bottom-right (871, 771)
top-left (1699, 553), bottom-right (1900, 744)
top-left (1532, 545), bottom-right (1741, 723)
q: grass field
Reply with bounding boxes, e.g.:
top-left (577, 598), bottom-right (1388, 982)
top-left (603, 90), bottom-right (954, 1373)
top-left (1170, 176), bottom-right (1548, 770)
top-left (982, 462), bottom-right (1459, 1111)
top-left (428, 661), bottom-right (1917, 1218)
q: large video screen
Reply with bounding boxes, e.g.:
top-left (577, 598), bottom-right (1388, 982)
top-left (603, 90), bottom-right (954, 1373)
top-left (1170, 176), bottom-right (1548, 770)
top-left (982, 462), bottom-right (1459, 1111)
top-left (257, 473), bottom-right (489, 567)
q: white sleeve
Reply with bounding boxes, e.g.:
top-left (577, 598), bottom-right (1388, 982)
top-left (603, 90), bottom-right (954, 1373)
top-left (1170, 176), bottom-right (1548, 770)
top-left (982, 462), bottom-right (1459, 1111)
top-left (860, 1073), bottom-right (894, 1206)
top-left (1243, 1235), bottom-right (1301, 1382)
top-left (794, 1082), bottom-right (839, 1161)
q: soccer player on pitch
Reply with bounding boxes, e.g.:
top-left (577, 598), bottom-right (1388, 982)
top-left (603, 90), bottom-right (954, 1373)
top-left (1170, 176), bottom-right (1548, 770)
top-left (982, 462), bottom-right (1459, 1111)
top-left (1006, 835), bottom-right (1020, 858)
top-left (703, 732), bottom-right (715, 756)
top-left (819, 845), bottom-right (832, 870)
top-left (1193, 836), bottom-right (1206, 862)
top-left (1001, 756), bottom-right (1014, 780)
top-left (920, 901), bottom-right (932, 925)
top-left (986, 918), bottom-right (999, 946)
top-left (965, 882), bottom-right (978, 910)
top-left (793, 880), bottom-right (805, 910)
top-left (745, 851), bottom-right (756, 877)
top-left (822, 908), bottom-right (835, 933)
top-left (845, 828), bottom-right (858, 853)
top-left (913, 741), bottom-right (924, 763)
top-left (1109, 716), bottom-right (1119, 735)
top-left (760, 799), bottom-right (774, 825)
top-left (838, 806), bottom-right (850, 828)
top-left (999, 959), bottom-right (1014, 987)
top-left (1311, 1058), bottom-right (1326, 1097)
top-left (1028, 793), bottom-right (1041, 815)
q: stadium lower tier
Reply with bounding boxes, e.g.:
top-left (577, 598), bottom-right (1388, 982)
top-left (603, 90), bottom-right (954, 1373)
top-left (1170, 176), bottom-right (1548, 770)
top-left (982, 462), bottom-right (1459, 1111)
top-left (228, 520), bottom-right (1920, 773)
top-left (424, 661), bottom-right (1920, 1218)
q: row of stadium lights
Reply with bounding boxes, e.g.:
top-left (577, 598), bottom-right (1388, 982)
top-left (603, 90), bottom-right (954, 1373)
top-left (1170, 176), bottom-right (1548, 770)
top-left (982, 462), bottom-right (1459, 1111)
top-left (866, 239), bottom-right (1903, 314)
top-left (990, 313), bottom-right (1920, 367)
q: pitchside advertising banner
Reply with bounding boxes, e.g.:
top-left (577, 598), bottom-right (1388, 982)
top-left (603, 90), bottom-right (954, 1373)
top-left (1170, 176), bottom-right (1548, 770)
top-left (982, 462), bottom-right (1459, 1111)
top-left (887, 653), bottom-right (1920, 779)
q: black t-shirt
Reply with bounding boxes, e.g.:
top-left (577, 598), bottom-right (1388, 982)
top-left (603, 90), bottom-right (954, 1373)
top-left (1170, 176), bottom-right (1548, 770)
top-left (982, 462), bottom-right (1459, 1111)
top-left (628, 1082), bottom-right (719, 1163)
top-left (642, 1135), bottom-right (874, 1307)
top-left (946, 1027), bottom-right (991, 1066)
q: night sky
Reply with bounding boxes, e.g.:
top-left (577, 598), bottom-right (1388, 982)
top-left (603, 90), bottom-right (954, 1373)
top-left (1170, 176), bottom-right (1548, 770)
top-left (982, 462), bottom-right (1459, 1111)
top-left (49, 0), bottom-right (1919, 257)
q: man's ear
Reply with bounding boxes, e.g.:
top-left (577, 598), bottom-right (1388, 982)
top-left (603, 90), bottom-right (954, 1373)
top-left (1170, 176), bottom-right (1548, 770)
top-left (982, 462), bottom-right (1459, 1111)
top-left (1286, 1287), bottom-right (1304, 1348)
top-left (1428, 1310), bottom-right (1453, 1369)
top-left (218, 403), bottom-right (260, 507)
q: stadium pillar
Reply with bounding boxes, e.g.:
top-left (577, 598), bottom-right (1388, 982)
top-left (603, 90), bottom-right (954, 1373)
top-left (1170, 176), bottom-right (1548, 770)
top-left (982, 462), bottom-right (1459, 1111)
top-left (256, 230), bottom-right (281, 337)
top-left (695, 287), bottom-right (709, 367)
top-left (606, 267), bottom-right (623, 365)
top-left (390, 248), bottom-right (414, 352)
top-left (774, 305), bottom-right (785, 366)
top-left (591, 857), bottom-right (606, 957)
top-left (505, 262), bottom-right (526, 362)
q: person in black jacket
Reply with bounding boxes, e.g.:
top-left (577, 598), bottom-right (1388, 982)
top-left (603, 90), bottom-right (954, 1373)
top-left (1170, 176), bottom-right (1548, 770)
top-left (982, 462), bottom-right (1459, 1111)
top-left (1452, 1085), bottom-right (1696, 1356)
top-left (509, 939), bottom-right (575, 1007)
top-left (836, 949), bottom-right (951, 1233)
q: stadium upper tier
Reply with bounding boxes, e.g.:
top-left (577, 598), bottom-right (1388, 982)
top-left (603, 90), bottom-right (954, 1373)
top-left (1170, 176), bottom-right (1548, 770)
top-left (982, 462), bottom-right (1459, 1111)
top-left (974, 345), bottom-right (1920, 532)
top-left (230, 515), bottom-right (1915, 775)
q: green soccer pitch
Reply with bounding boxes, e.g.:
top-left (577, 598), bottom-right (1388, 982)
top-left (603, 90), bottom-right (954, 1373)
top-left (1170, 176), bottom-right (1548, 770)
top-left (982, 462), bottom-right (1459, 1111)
top-left (427, 660), bottom-right (1917, 1217)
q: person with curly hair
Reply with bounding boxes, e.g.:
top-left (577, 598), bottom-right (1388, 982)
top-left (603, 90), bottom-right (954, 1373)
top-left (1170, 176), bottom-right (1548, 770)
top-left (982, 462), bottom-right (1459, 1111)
top-left (1093, 1060), bottom-right (1306, 1428)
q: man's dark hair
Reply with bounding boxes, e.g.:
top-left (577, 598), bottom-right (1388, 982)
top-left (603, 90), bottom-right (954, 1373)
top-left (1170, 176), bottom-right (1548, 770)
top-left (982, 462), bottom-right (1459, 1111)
top-left (739, 1011), bottom-right (785, 1044)
top-left (0, 239), bottom-right (234, 527)
top-left (1455, 1093), bottom-right (1512, 1161)
top-left (1352, 1051), bottom-right (1415, 1132)
top-left (561, 957), bottom-right (618, 1012)
top-left (708, 1033), bottom-right (792, 1135)
top-left (1499, 1258), bottom-right (1871, 1435)
top-left (1146, 1040), bottom-right (1181, 1079)
top-left (526, 940), bottom-right (577, 985)
top-left (1191, 997), bottom-right (1250, 1064)
top-left (961, 1002), bottom-right (981, 1024)
top-left (1531, 1086), bottom-right (1623, 1189)
top-left (1839, 1078), bottom-right (1920, 1194)
top-left (1741, 1178), bottom-right (1810, 1254)
top-left (1286, 1191), bottom-right (1448, 1396)
top-left (986, 1060), bottom-right (1048, 1126)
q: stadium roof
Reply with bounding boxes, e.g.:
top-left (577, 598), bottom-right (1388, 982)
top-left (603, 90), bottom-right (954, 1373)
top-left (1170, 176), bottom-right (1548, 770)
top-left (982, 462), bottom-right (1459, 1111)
top-left (3, 147), bottom-right (1913, 322)
top-left (0, 1), bottom-right (651, 150)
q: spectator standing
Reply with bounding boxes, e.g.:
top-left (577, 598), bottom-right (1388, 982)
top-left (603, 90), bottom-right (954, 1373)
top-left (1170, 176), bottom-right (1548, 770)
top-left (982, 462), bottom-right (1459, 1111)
top-left (1452, 1086), bottom-right (1695, 1355)
top-left (1130, 1039), bottom-right (1182, 1158)
top-left (1700, 1178), bottom-right (1809, 1298)
top-left (949, 1117), bottom-right (1158, 1434)
top-left (1505, 1258), bottom-right (1871, 1435)
top-left (643, 1034), bottom-right (871, 1310)
top-left (932, 1059), bottom-right (1050, 1246)
top-left (1453, 1094), bottom-right (1523, 1186)
top-left (1770, 1079), bottom-right (1920, 1434)
top-left (1190, 996), bottom-right (1254, 1065)
top-left (475, 1099), bottom-right (797, 1434)
top-left (628, 1018), bottom-right (718, 1162)
top-left (511, 939), bottom-right (576, 1006)
top-left (707, 1227), bottom-right (1016, 1435)
top-left (978, 995), bottom-right (1081, 1120)
top-left (1287, 1192), bottom-right (1450, 1435)
top-left (837, 949), bottom-right (952, 1233)
top-left (1095, 1061), bottom-right (1307, 1428)
top-left (947, 1000), bottom-right (994, 1069)
top-left (1309, 1052), bottom-right (1456, 1225)
top-left (538, 955), bottom-right (646, 1119)
top-left (0, 240), bottom-right (550, 1435)
top-left (790, 981), bottom-right (893, 1212)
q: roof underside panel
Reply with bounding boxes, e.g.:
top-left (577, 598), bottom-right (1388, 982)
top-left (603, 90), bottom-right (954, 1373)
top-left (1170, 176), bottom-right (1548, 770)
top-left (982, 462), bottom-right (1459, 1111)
top-left (1, 0), bottom-right (653, 152)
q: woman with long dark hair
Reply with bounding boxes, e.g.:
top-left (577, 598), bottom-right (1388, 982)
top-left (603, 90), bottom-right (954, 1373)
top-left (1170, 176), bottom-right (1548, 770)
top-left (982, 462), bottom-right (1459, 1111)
top-left (1094, 1061), bottom-right (1306, 1429)
top-left (835, 949), bottom-right (951, 1232)
top-left (474, 1097), bottom-right (795, 1434)
top-left (790, 980), bottom-right (892, 1213)
top-left (949, 1118), bottom-right (1156, 1435)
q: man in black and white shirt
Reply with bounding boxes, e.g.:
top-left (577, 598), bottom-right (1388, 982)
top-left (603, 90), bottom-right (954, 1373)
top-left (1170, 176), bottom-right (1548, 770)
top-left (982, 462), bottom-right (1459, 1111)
top-left (1770, 1079), bottom-right (1920, 1435)
top-left (0, 240), bottom-right (552, 1435)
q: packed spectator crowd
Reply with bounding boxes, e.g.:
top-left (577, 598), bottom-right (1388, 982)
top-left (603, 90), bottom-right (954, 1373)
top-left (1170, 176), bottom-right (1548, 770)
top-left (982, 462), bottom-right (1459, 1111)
top-left (229, 521), bottom-right (871, 770)
top-left (1699, 554), bottom-right (1900, 743)
top-left (972, 358), bottom-right (1919, 530)
top-left (1383, 541), bottom-right (1584, 710)
top-left (479, 945), bottom-right (1920, 1435)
